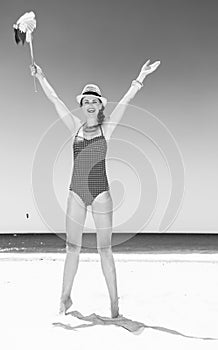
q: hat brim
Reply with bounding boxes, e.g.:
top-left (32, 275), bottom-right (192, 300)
top-left (76, 94), bottom-right (107, 107)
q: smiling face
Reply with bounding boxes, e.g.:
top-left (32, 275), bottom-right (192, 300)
top-left (81, 95), bottom-right (102, 122)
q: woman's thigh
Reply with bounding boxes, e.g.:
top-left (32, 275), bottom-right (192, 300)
top-left (91, 191), bottom-right (113, 249)
top-left (66, 190), bottom-right (87, 247)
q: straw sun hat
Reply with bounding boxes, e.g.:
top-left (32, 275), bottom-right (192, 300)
top-left (76, 84), bottom-right (107, 107)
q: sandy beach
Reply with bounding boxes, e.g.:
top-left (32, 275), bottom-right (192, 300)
top-left (0, 252), bottom-right (217, 350)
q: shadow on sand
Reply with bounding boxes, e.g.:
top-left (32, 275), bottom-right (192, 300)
top-left (52, 310), bottom-right (218, 340)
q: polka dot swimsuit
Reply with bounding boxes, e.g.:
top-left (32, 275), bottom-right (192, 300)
top-left (69, 123), bottom-right (109, 206)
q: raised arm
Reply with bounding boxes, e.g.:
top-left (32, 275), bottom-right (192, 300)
top-left (104, 59), bottom-right (161, 138)
top-left (30, 64), bottom-right (81, 133)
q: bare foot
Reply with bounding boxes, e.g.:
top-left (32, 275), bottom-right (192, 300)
top-left (59, 297), bottom-right (73, 315)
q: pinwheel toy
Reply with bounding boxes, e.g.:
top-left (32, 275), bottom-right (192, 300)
top-left (13, 11), bottom-right (37, 92)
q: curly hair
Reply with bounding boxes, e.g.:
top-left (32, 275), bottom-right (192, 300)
top-left (80, 98), bottom-right (107, 125)
top-left (97, 105), bottom-right (106, 124)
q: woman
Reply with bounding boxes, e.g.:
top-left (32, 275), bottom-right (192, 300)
top-left (30, 59), bottom-right (160, 318)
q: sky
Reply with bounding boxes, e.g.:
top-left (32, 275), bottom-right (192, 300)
top-left (1, 0), bottom-right (218, 233)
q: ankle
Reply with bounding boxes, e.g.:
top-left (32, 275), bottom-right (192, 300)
top-left (60, 295), bottom-right (71, 302)
top-left (111, 297), bottom-right (119, 316)
top-left (111, 296), bottom-right (119, 306)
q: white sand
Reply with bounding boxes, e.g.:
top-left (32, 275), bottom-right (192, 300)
top-left (0, 253), bottom-right (218, 350)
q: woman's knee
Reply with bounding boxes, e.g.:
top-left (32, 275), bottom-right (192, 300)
top-left (66, 241), bottom-right (81, 254)
top-left (97, 246), bottom-right (112, 256)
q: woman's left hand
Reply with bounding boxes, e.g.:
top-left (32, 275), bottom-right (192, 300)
top-left (140, 59), bottom-right (161, 75)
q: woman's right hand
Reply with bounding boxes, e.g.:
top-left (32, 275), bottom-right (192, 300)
top-left (30, 64), bottom-right (44, 78)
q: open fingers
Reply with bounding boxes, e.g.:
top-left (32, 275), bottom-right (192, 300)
top-left (141, 59), bottom-right (161, 72)
top-left (149, 60), bottom-right (161, 69)
top-left (142, 59), bottom-right (150, 68)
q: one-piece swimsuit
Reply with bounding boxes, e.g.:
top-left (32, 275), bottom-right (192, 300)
top-left (69, 122), bottom-right (109, 206)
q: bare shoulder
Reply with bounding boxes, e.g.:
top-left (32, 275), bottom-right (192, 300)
top-left (53, 97), bottom-right (82, 134)
top-left (101, 120), bottom-right (112, 141)
top-left (65, 113), bottom-right (82, 135)
top-left (102, 118), bottom-right (119, 141)
top-left (72, 119), bottom-right (83, 135)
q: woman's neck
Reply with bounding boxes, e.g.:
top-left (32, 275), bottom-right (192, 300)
top-left (85, 121), bottom-right (99, 128)
top-left (83, 122), bottom-right (99, 135)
